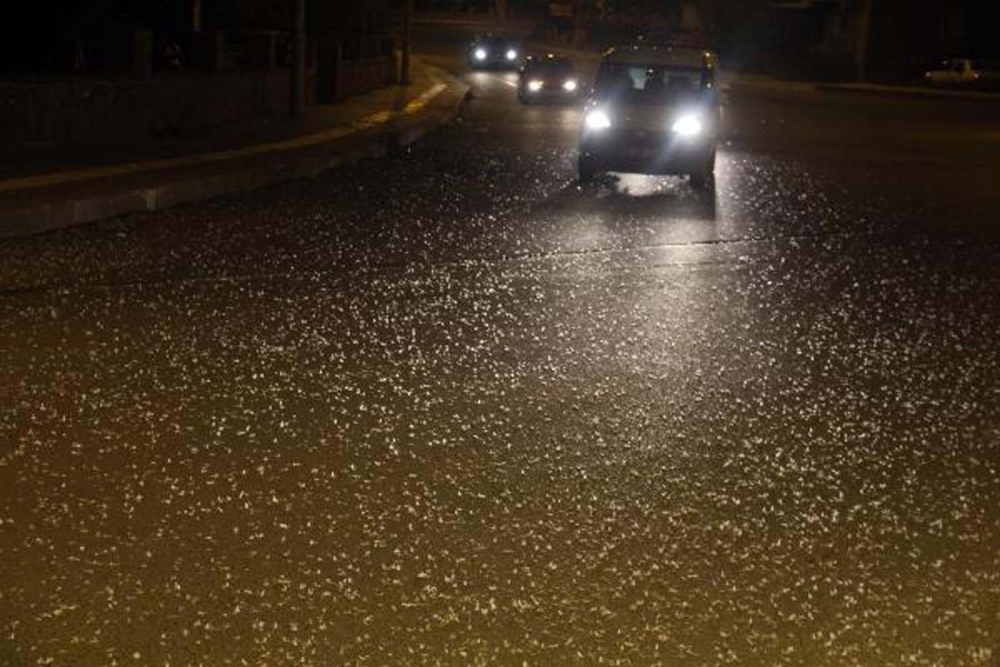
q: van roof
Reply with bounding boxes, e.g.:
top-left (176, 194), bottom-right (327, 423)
top-left (603, 45), bottom-right (718, 70)
top-left (525, 53), bottom-right (573, 65)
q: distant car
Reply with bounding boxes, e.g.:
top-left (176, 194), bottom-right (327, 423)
top-left (924, 58), bottom-right (986, 85)
top-left (578, 44), bottom-right (721, 188)
top-left (468, 35), bottom-right (520, 69)
top-left (518, 55), bottom-right (581, 104)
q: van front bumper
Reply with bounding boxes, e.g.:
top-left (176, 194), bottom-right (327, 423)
top-left (580, 130), bottom-right (715, 175)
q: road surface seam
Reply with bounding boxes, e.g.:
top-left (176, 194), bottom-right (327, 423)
top-left (0, 228), bottom-right (885, 299)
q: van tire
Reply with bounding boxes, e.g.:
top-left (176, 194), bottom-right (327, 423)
top-left (578, 157), bottom-right (598, 184)
top-left (689, 150), bottom-right (716, 189)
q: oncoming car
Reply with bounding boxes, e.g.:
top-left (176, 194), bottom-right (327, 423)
top-left (468, 35), bottom-right (520, 69)
top-left (518, 54), bottom-right (581, 104)
top-left (578, 45), bottom-right (721, 188)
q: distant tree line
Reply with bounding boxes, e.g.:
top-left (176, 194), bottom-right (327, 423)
top-left (3, 0), bottom-right (398, 74)
top-left (4, 0), bottom-right (995, 76)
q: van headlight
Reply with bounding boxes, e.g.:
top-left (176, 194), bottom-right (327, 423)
top-left (671, 114), bottom-right (703, 137)
top-left (474, 48), bottom-right (487, 61)
top-left (585, 109), bottom-right (611, 130)
top-left (528, 80), bottom-right (544, 92)
top-left (506, 49), bottom-right (517, 61)
top-left (563, 79), bottom-right (578, 92)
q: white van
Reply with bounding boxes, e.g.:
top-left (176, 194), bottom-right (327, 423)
top-left (578, 44), bottom-right (721, 188)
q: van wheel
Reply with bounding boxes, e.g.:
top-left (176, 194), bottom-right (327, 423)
top-left (689, 151), bottom-right (716, 189)
top-left (578, 157), bottom-right (598, 184)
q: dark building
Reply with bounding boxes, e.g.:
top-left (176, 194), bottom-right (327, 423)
top-left (765, 0), bottom-right (1000, 82)
top-left (763, 0), bottom-right (999, 82)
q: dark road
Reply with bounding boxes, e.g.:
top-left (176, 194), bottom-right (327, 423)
top-left (2, 27), bottom-right (1000, 666)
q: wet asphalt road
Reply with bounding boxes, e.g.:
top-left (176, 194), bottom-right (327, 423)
top-left (3, 31), bottom-right (1000, 666)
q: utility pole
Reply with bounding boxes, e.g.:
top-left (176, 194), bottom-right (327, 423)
top-left (291, 0), bottom-right (306, 115)
top-left (192, 0), bottom-right (202, 32)
top-left (496, 0), bottom-right (507, 25)
top-left (857, 0), bottom-right (874, 83)
top-left (401, 0), bottom-right (413, 84)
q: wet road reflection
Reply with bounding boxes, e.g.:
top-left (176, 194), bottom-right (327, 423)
top-left (2, 32), bottom-right (1000, 667)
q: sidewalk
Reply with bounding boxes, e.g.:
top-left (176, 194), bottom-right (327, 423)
top-left (815, 81), bottom-right (1000, 102)
top-left (724, 73), bottom-right (1000, 101)
top-left (0, 57), bottom-right (469, 238)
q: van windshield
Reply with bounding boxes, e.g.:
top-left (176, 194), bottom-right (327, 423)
top-left (528, 61), bottom-right (575, 77)
top-left (596, 64), bottom-right (711, 102)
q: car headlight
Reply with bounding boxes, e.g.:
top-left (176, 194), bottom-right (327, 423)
top-left (585, 109), bottom-right (611, 130)
top-left (671, 114), bottom-right (703, 137)
top-left (528, 80), bottom-right (543, 92)
top-left (506, 49), bottom-right (517, 61)
top-left (474, 48), bottom-right (487, 61)
top-left (563, 79), bottom-right (578, 92)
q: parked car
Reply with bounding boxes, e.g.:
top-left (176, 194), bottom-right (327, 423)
top-left (924, 58), bottom-right (986, 85)
top-left (578, 44), bottom-right (721, 188)
top-left (518, 55), bottom-right (581, 104)
top-left (468, 35), bottom-right (520, 69)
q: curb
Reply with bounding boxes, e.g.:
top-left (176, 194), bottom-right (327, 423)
top-left (0, 66), bottom-right (470, 239)
top-left (721, 80), bottom-right (818, 96)
top-left (815, 83), bottom-right (1000, 103)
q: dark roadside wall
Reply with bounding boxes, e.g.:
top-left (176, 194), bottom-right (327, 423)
top-left (0, 0), bottom-right (390, 153)
top-left (0, 70), bottom-right (292, 152)
top-left (865, 0), bottom-right (946, 82)
top-left (865, 0), bottom-right (1000, 82)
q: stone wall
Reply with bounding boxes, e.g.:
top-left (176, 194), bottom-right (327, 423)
top-left (316, 36), bottom-right (396, 104)
top-left (335, 55), bottom-right (396, 101)
top-left (0, 70), bottom-right (295, 151)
